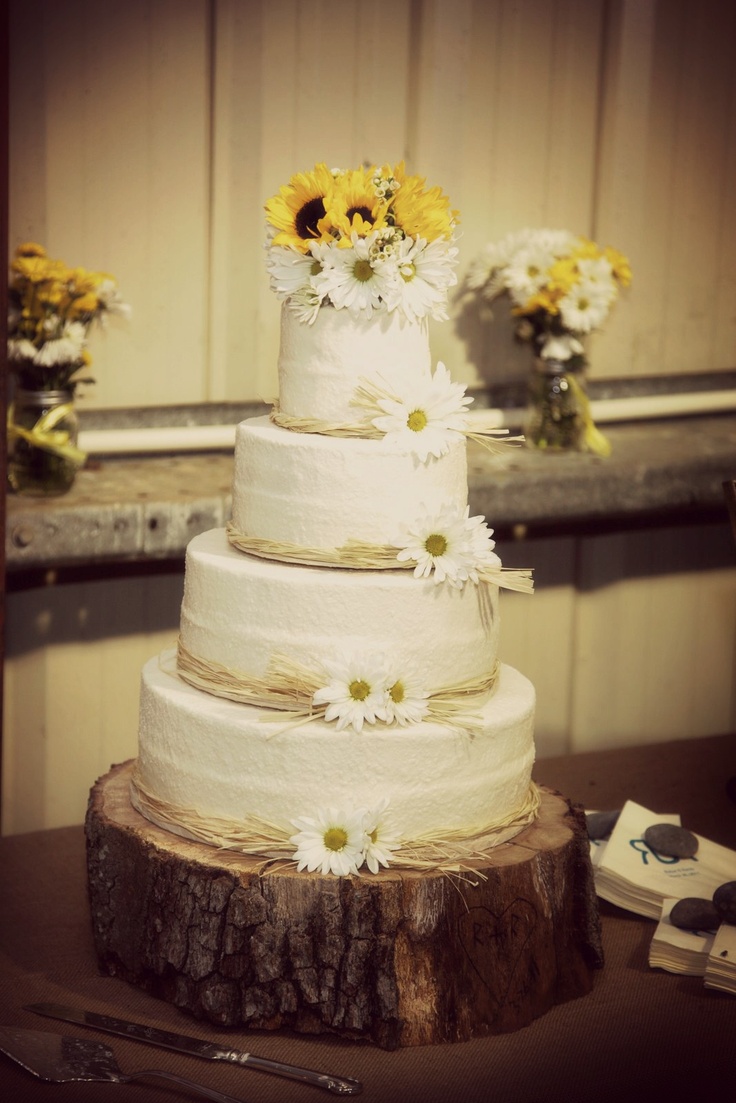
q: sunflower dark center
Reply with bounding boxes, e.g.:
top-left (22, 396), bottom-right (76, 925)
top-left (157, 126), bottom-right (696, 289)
top-left (295, 197), bottom-right (326, 239)
top-left (347, 205), bottom-right (373, 223)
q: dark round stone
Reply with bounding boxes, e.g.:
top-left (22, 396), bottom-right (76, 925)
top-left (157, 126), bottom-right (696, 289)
top-left (713, 881), bottom-right (736, 924)
top-left (585, 809), bottom-right (621, 840)
top-left (669, 897), bottom-right (720, 932)
top-left (644, 823), bottom-right (699, 859)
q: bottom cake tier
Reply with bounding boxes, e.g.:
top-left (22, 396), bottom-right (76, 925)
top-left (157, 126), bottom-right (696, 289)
top-left (133, 656), bottom-right (537, 866)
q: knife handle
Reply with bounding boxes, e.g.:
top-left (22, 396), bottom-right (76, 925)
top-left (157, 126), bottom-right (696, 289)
top-left (226, 1050), bottom-right (363, 1095)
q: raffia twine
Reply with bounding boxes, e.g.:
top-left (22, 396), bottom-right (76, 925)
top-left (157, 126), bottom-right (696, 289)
top-left (129, 767), bottom-right (542, 876)
top-left (269, 399), bottom-right (523, 457)
top-left (173, 641), bottom-right (500, 735)
top-left (225, 522), bottom-right (534, 594)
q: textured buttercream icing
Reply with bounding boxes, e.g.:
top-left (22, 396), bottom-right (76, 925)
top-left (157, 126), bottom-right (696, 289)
top-left (179, 528), bottom-right (499, 691)
top-left (231, 416), bottom-right (468, 551)
top-left (136, 657), bottom-right (535, 844)
top-left (133, 164), bottom-right (536, 872)
top-left (278, 304), bottom-right (431, 423)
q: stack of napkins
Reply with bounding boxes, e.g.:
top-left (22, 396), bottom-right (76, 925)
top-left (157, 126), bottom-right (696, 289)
top-left (703, 925), bottom-right (736, 994)
top-left (649, 899), bottom-right (736, 991)
top-left (593, 800), bottom-right (736, 920)
top-left (649, 898), bottom-right (717, 975)
top-left (589, 800), bottom-right (736, 989)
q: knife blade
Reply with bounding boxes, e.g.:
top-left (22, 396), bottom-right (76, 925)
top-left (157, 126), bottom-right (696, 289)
top-left (25, 1003), bottom-right (362, 1095)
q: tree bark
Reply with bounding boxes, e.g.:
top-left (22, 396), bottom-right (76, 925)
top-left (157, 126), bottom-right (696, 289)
top-left (86, 760), bottom-right (603, 1049)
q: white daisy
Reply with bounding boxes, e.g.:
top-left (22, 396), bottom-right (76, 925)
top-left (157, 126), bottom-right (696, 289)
top-left (290, 807), bottom-right (368, 877)
top-left (96, 278), bottom-right (132, 318)
top-left (370, 361), bottom-right (472, 461)
top-left (503, 243), bottom-right (557, 308)
top-left (7, 338), bottom-right (38, 362)
top-left (558, 280), bottom-right (611, 334)
top-left (266, 243), bottom-right (320, 300)
top-left (381, 670), bottom-right (430, 726)
top-left (313, 655), bottom-right (390, 732)
top-left (287, 284), bottom-right (324, 325)
top-left (362, 799), bottom-right (402, 873)
top-left (576, 255), bottom-right (617, 300)
top-left (392, 235), bottom-right (459, 322)
top-left (313, 231), bottom-right (399, 317)
top-left (396, 505), bottom-right (479, 588)
top-left (462, 511), bottom-right (502, 582)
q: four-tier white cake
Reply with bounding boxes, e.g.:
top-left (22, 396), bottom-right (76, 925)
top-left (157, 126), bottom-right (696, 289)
top-left (131, 162), bottom-right (539, 876)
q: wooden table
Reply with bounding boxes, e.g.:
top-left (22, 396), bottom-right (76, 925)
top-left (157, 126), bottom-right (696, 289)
top-left (1, 734), bottom-right (735, 1102)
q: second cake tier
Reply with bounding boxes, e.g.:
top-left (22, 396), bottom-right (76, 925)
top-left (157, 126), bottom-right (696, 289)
top-left (179, 528), bottom-right (500, 694)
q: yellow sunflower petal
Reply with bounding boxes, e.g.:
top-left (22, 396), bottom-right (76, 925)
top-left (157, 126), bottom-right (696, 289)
top-left (265, 163), bottom-right (337, 252)
top-left (390, 161), bottom-right (457, 241)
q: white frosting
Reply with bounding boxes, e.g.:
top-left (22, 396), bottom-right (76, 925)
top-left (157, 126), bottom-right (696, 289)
top-left (278, 304), bottom-right (431, 423)
top-left (133, 300), bottom-right (538, 864)
top-left (230, 416), bottom-right (468, 550)
top-left (179, 529), bottom-right (500, 689)
top-left (137, 658), bottom-right (535, 841)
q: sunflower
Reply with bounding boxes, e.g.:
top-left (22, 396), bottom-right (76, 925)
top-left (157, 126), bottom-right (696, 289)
top-left (265, 163), bottom-right (336, 252)
top-left (324, 165), bottom-right (391, 240)
top-left (390, 161), bottom-right (457, 242)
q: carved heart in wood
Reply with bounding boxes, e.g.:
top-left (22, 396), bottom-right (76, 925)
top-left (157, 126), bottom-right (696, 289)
top-left (458, 898), bottom-right (538, 1013)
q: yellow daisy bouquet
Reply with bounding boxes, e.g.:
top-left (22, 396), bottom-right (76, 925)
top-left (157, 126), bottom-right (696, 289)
top-left (264, 162), bottom-right (459, 324)
top-left (7, 242), bottom-right (129, 393)
top-left (467, 228), bottom-right (631, 367)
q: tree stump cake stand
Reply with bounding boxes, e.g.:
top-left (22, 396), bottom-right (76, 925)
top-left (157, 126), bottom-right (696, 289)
top-left (85, 761), bottom-right (603, 1050)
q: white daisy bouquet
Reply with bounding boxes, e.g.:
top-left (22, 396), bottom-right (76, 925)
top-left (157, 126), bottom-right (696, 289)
top-left (467, 228), bottom-right (631, 366)
top-left (264, 161), bottom-right (459, 323)
top-left (7, 242), bottom-right (129, 392)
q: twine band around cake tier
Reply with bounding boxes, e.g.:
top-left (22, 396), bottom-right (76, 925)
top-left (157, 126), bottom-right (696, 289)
top-left (172, 643), bottom-right (500, 735)
top-left (226, 522), bottom-right (534, 593)
top-left (129, 767), bottom-right (542, 876)
top-left (269, 406), bottom-right (522, 456)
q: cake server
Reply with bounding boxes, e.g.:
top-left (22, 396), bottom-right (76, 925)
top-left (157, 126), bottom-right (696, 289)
top-left (0, 1025), bottom-right (250, 1102)
top-left (26, 1003), bottom-right (363, 1096)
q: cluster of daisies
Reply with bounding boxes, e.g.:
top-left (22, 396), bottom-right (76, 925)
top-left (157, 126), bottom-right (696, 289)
top-left (7, 242), bottom-right (129, 392)
top-left (290, 798), bottom-right (400, 876)
top-left (467, 228), bottom-right (631, 365)
top-left (265, 162), bottom-right (459, 323)
top-left (313, 656), bottom-right (430, 734)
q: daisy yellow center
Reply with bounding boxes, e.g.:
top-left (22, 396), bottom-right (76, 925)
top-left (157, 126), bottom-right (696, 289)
top-left (295, 197), bottom-right (326, 240)
top-left (323, 827), bottom-right (349, 852)
top-left (352, 259), bottom-right (373, 283)
top-left (400, 262), bottom-right (416, 283)
top-left (389, 681), bottom-right (405, 704)
top-left (369, 827), bottom-right (379, 844)
top-left (424, 533), bottom-right (447, 557)
top-left (407, 408), bottom-right (428, 432)
top-left (349, 678), bottom-right (370, 701)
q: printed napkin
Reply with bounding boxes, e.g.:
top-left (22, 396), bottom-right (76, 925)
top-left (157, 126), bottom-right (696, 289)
top-left (594, 800), bottom-right (736, 920)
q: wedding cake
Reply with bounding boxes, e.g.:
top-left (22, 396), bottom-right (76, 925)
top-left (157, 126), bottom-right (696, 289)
top-left (131, 161), bottom-right (538, 877)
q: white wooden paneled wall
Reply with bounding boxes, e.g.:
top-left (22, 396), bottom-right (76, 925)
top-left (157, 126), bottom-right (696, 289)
top-left (5, 0), bottom-right (736, 833)
top-left (9, 0), bottom-right (736, 405)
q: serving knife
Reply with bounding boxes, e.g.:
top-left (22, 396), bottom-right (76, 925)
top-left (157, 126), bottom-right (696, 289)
top-left (26, 1003), bottom-right (362, 1096)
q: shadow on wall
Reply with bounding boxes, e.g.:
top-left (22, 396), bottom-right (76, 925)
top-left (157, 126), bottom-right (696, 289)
top-left (452, 274), bottom-right (531, 392)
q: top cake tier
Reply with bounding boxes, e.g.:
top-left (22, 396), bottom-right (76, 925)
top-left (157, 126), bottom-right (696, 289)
top-left (277, 305), bottom-right (431, 423)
